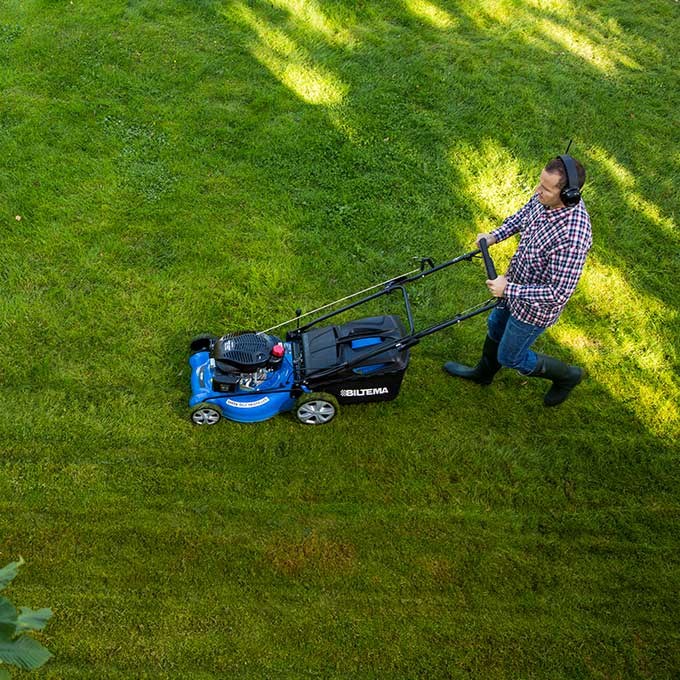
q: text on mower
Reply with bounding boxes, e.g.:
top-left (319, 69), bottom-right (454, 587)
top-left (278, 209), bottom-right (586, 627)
top-left (340, 387), bottom-right (389, 397)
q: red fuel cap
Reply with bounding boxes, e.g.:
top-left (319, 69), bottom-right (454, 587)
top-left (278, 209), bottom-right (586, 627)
top-left (272, 343), bottom-right (285, 358)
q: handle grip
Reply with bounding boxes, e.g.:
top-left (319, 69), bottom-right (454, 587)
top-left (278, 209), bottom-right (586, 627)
top-left (479, 238), bottom-right (497, 279)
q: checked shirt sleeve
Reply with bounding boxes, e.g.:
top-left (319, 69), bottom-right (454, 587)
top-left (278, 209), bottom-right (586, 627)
top-left (491, 197), bottom-right (535, 243)
top-left (504, 244), bottom-right (589, 307)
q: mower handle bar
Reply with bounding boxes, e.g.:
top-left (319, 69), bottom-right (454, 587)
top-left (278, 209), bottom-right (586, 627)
top-left (380, 239), bottom-right (497, 289)
top-left (282, 241), bottom-right (498, 336)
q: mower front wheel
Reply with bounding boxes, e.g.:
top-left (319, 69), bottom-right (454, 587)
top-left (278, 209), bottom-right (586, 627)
top-left (295, 392), bottom-right (339, 426)
top-left (191, 403), bottom-right (222, 426)
top-left (190, 334), bottom-right (217, 354)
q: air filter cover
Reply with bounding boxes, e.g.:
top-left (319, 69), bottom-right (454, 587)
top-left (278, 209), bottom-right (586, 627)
top-left (213, 331), bottom-right (277, 372)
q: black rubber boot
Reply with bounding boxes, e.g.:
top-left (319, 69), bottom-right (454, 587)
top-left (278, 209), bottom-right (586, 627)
top-left (443, 335), bottom-right (501, 386)
top-left (529, 353), bottom-right (584, 407)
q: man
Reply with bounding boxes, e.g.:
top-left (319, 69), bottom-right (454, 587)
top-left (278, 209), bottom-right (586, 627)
top-left (444, 155), bottom-right (592, 406)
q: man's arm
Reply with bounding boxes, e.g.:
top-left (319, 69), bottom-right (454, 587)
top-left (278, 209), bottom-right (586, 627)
top-left (485, 196), bottom-right (537, 245)
top-left (503, 244), bottom-right (589, 306)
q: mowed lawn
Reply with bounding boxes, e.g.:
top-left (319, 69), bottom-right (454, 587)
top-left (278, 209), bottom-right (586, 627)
top-left (1, 0), bottom-right (679, 678)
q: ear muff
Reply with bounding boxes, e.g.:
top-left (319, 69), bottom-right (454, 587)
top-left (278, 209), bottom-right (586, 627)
top-left (559, 154), bottom-right (581, 207)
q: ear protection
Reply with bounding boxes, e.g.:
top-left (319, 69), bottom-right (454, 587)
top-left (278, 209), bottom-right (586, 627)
top-left (558, 154), bottom-right (581, 207)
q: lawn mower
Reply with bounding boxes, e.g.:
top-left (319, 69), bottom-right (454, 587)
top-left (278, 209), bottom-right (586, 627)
top-left (188, 239), bottom-right (498, 425)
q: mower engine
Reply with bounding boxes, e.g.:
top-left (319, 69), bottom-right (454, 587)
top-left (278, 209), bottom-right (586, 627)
top-left (211, 332), bottom-right (286, 393)
top-left (189, 328), bottom-right (297, 424)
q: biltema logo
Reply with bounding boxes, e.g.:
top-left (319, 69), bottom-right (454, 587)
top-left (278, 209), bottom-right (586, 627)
top-left (340, 387), bottom-right (389, 398)
top-left (226, 397), bottom-right (270, 408)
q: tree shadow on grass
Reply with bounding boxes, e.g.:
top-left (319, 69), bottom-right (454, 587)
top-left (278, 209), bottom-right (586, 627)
top-left (205, 0), bottom-right (678, 442)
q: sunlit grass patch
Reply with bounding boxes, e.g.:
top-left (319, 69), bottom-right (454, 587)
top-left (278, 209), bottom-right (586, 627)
top-left (589, 145), bottom-right (678, 239)
top-left (534, 18), bottom-right (641, 73)
top-left (463, 0), bottom-right (642, 74)
top-left (448, 138), bottom-right (530, 235)
top-left (403, 0), bottom-right (458, 30)
top-left (268, 0), bottom-right (354, 47)
top-left (553, 257), bottom-right (679, 438)
top-left (229, 1), bottom-right (348, 105)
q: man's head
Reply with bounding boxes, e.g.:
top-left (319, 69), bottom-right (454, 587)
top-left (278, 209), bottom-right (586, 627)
top-left (536, 156), bottom-right (586, 209)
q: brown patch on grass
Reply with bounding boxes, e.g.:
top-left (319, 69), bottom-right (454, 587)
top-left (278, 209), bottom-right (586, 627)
top-left (421, 556), bottom-right (456, 585)
top-left (265, 531), bottom-right (357, 576)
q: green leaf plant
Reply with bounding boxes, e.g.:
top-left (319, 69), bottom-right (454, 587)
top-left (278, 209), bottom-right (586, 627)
top-left (0, 560), bottom-right (52, 678)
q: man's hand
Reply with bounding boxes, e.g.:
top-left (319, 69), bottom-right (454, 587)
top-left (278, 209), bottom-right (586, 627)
top-left (486, 275), bottom-right (507, 297)
top-left (476, 233), bottom-right (497, 246)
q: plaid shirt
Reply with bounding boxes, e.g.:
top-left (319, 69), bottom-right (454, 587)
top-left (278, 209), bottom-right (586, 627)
top-left (491, 195), bottom-right (592, 328)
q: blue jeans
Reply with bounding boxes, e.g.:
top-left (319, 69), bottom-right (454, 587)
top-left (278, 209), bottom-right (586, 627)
top-left (487, 305), bottom-right (545, 375)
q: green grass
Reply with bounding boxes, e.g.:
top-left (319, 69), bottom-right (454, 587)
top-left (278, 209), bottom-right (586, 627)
top-left (1, 0), bottom-right (679, 677)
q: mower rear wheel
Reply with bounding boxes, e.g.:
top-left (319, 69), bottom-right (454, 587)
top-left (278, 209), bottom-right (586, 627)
top-left (295, 392), bottom-right (339, 425)
top-left (191, 404), bottom-right (222, 426)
